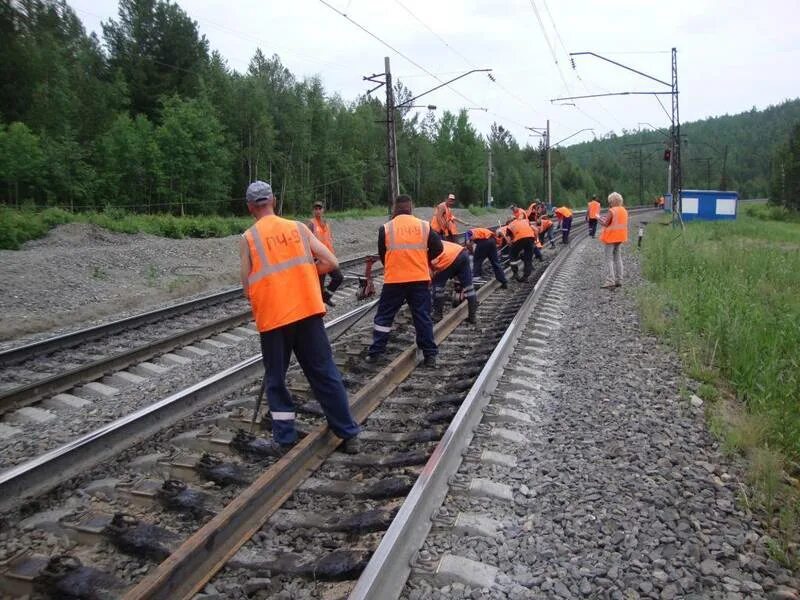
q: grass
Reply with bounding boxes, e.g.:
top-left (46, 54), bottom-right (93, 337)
top-left (640, 210), bottom-right (800, 568)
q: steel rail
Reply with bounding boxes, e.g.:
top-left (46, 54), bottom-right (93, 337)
top-left (122, 278), bottom-right (499, 600)
top-left (349, 227), bottom-right (588, 599)
top-left (349, 209), bottom-right (659, 599)
top-left (0, 254), bottom-right (374, 367)
top-left (0, 299), bottom-right (378, 514)
top-left (0, 311), bottom-right (252, 413)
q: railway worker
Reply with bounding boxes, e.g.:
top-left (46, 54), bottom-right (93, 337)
top-left (510, 204), bottom-right (527, 221)
top-left (599, 191), bottom-right (629, 289)
top-left (367, 194), bottom-right (442, 368)
top-left (554, 205), bottom-right (573, 244)
top-left (431, 240), bottom-right (478, 324)
top-left (431, 193), bottom-right (470, 242)
top-left (466, 227), bottom-right (508, 289)
top-left (586, 195), bottom-right (601, 238)
top-left (536, 215), bottom-right (556, 248)
top-left (525, 200), bottom-right (541, 221)
top-left (506, 216), bottom-right (542, 282)
top-left (308, 200), bottom-right (343, 307)
top-left (239, 181), bottom-right (361, 454)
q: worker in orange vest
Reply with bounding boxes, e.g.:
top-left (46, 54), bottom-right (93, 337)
top-left (536, 216), bottom-right (556, 248)
top-left (465, 227), bottom-right (508, 289)
top-left (430, 240), bottom-right (478, 323)
top-left (506, 217), bottom-right (542, 282)
top-left (367, 194), bottom-right (442, 368)
top-left (554, 206), bottom-right (573, 244)
top-left (239, 181), bottom-right (360, 454)
top-left (586, 195), bottom-right (601, 238)
top-left (431, 193), bottom-right (470, 242)
top-left (510, 204), bottom-right (527, 220)
top-left (599, 191), bottom-right (629, 289)
top-left (308, 200), bottom-right (343, 307)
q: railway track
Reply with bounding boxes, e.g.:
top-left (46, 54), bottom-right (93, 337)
top-left (0, 255), bottom-right (383, 472)
top-left (0, 210), bottom-right (655, 599)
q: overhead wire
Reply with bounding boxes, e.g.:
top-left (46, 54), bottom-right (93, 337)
top-left (389, 0), bottom-right (557, 133)
top-left (317, 0), bottom-right (483, 108)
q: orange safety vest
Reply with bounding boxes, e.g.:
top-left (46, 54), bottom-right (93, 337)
top-left (600, 206), bottom-right (629, 244)
top-left (555, 206), bottom-right (573, 219)
top-left (431, 240), bottom-right (465, 273)
top-left (431, 202), bottom-right (456, 236)
top-left (309, 217), bottom-right (334, 253)
top-left (470, 227), bottom-right (494, 241)
top-left (384, 214), bottom-right (431, 284)
top-left (587, 200), bottom-right (601, 219)
top-left (244, 216), bottom-right (324, 332)
top-left (512, 207), bottom-right (527, 220)
top-left (507, 218), bottom-right (536, 241)
top-left (539, 217), bottom-right (553, 232)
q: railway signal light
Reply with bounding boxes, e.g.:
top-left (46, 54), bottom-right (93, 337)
top-left (663, 148), bottom-right (671, 162)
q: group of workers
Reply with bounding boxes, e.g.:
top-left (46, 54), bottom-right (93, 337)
top-left (238, 180), bottom-right (629, 456)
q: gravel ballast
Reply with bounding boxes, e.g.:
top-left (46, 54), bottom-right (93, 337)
top-left (403, 238), bottom-right (799, 599)
top-left (0, 208), bottom-right (482, 344)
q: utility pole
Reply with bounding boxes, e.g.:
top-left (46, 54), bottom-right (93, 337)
top-left (385, 57), bottom-right (400, 209)
top-left (546, 119), bottom-right (552, 206)
top-left (487, 148), bottom-right (493, 207)
top-left (720, 144), bottom-right (729, 190)
top-left (670, 47), bottom-right (683, 227)
top-left (364, 62), bottom-right (492, 215)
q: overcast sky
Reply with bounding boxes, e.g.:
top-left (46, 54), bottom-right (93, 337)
top-left (70, 0), bottom-right (800, 148)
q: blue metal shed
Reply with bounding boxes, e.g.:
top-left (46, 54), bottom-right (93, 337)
top-left (663, 190), bottom-right (738, 221)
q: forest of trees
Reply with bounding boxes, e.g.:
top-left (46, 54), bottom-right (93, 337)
top-left (1, 0), bottom-right (798, 216)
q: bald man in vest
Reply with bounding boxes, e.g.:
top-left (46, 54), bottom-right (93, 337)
top-left (239, 181), bottom-right (361, 454)
top-left (367, 194), bottom-right (443, 368)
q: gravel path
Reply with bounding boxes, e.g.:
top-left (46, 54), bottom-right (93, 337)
top-left (0, 208), bottom-right (482, 344)
top-left (403, 238), bottom-right (799, 599)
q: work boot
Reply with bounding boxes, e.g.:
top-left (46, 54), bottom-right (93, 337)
top-left (423, 355), bottom-right (437, 368)
top-left (500, 281), bottom-right (508, 289)
top-left (432, 297), bottom-right (445, 322)
top-left (339, 436), bottom-right (361, 455)
top-left (466, 297), bottom-right (478, 324)
top-left (364, 353), bottom-right (381, 364)
top-left (323, 290), bottom-right (336, 307)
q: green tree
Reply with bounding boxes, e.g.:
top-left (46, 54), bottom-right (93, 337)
top-left (103, 0), bottom-right (209, 120)
top-left (95, 113), bottom-right (162, 210)
top-left (770, 122), bottom-right (800, 210)
top-left (0, 121), bottom-right (44, 204)
top-left (156, 95), bottom-right (230, 215)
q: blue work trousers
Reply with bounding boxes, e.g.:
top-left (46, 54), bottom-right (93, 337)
top-left (369, 282), bottom-right (437, 358)
top-left (433, 251), bottom-right (475, 300)
top-left (259, 315), bottom-right (360, 445)
top-left (560, 216), bottom-right (573, 244)
top-left (472, 239), bottom-right (508, 284)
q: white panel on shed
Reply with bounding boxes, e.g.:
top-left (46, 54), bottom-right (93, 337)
top-left (682, 197), bottom-right (699, 214)
top-left (716, 198), bottom-right (736, 215)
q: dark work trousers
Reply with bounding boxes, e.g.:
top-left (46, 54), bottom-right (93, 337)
top-left (432, 251), bottom-right (476, 304)
top-left (560, 216), bottom-right (573, 244)
top-left (369, 282), bottom-right (437, 359)
top-left (588, 218), bottom-right (598, 238)
top-left (319, 269), bottom-right (343, 293)
top-left (472, 238), bottom-right (508, 284)
top-left (539, 228), bottom-right (555, 247)
top-left (259, 315), bottom-right (360, 445)
top-left (509, 238), bottom-right (536, 280)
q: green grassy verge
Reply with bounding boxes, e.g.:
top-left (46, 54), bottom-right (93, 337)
top-left (638, 212), bottom-right (800, 567)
